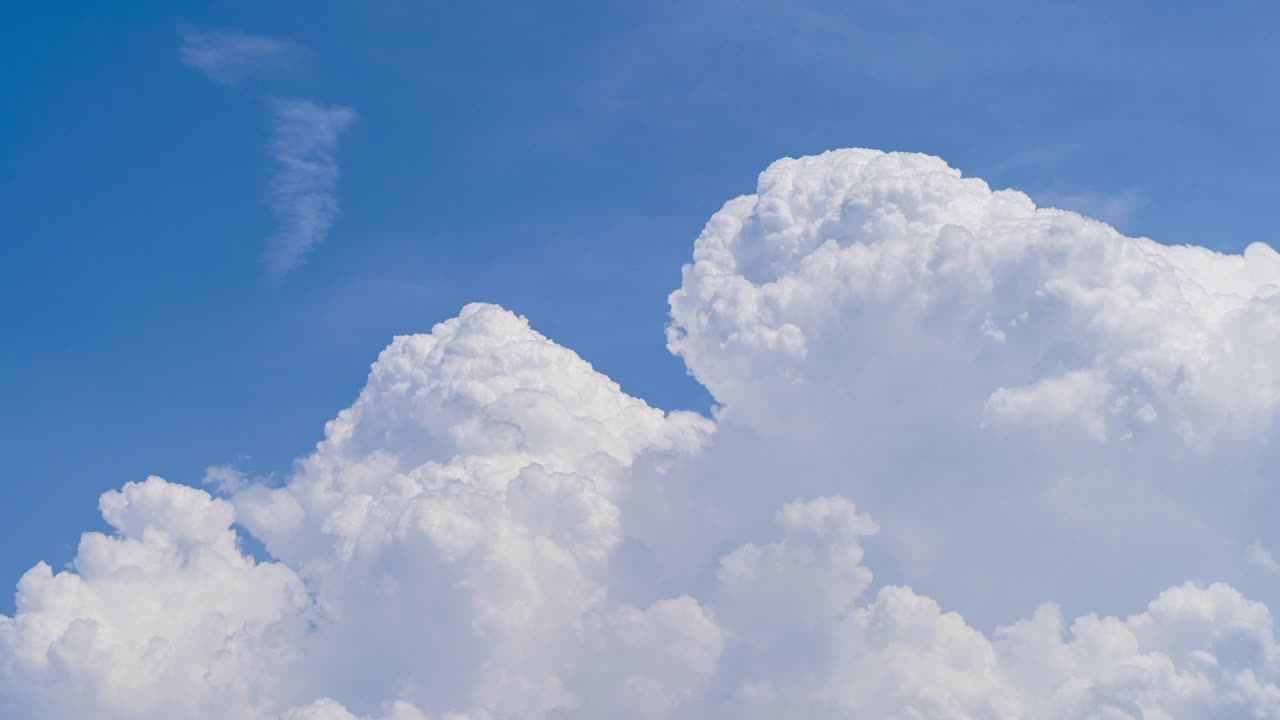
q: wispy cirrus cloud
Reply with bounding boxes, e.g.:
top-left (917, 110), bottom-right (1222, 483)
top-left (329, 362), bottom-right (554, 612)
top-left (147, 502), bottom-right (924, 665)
top-left (179, 28), bottom-right (355, 279)
top-left (1249, 540), bottom-right (1280, 575)
top-left (179, 28), bottom-right (297, 86)
top-left (1034, 186), bottom-right (1143, 230)
top-left (263, 99), bottom-right (357, 280)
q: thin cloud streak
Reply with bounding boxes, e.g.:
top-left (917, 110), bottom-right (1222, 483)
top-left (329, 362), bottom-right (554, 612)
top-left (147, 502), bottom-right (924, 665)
top-left (1034, 186), bottom-right (1143, 230)
top-left (179, 28), bottom-right (297, 86)
top-left (263, 99), bottom-right (357, 280)
top-left (1250, 540), bottom-right (1280, 575)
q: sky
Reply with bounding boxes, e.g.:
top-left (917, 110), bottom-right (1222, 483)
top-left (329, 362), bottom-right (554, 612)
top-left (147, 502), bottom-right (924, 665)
top-left (4, 0), bottom-right (1280, 595)
top-left (3, 2), bottom-right (1280, 718)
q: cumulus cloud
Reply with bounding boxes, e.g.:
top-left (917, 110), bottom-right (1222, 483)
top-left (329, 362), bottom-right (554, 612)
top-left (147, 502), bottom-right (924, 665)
top-left (180, 28), bottom-right (297, 86)
top-left (667, 148), bottom-right (1280, 623)
top-left (263, 100), bottom-right (356, 280)
top-left (4, 149), bottom-right (1280, 718)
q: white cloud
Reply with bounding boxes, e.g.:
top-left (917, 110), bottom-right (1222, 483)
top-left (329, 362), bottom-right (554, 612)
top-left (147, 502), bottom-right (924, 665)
top-left (180, 28), bottom-right (297, 86)
top-left (202, 464), bottom-right (250, 494)
top-left (667, 148), bottom-right (1280, 622)
top-left (5, 149), bottom-right (1280, 718)
top-left (1034, 187), bottom-right (1143, 230)
top-left (0, 477), bottom-right (311, 718)
top-left (984, 368), bottom-right (1113, 441)
top-left (263, 100), bottom-right (357, 280)
top-left (179, 30), bottom-right (353, 279)
top-left (1251, 541), bottom-right (1280, 576)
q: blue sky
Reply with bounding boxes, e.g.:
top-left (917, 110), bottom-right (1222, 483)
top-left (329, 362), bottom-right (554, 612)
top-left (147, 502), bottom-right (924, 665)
top-left (2, 0), bottom-right (1279, 608)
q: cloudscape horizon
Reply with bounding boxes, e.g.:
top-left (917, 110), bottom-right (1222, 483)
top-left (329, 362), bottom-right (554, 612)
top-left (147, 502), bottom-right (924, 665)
top-left (4, 147), bottom-right (1280, 718)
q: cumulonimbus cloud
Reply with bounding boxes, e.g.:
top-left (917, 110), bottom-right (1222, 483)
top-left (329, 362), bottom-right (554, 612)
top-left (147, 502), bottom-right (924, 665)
top-left (4, 149), bottom-right (1280, 719)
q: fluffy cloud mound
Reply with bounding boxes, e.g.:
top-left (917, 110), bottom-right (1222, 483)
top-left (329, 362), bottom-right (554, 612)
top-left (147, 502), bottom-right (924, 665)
top-left (4, 149), bottom-right (1280, 719)
top-left (0, 478), bottom-right (311, 718)
top-left (670, 149), bottom-right (1280, 444)
top-left (667, 149), bottom-right (1280, 623)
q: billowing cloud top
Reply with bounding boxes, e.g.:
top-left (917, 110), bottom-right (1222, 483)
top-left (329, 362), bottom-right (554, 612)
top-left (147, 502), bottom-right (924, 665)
top-left (4, 149), bottom-right (1280, 719)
